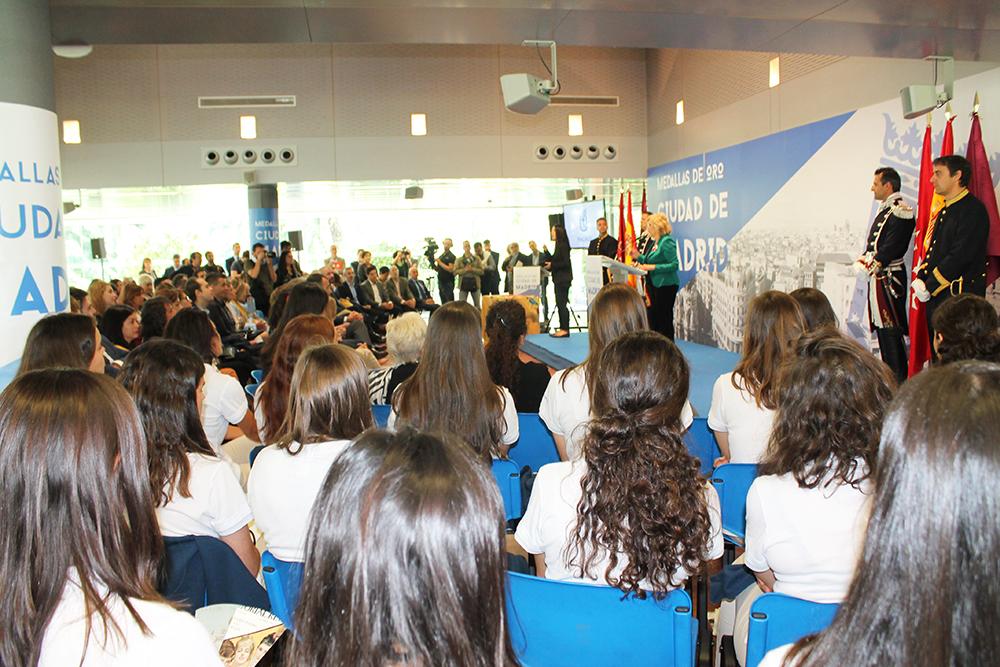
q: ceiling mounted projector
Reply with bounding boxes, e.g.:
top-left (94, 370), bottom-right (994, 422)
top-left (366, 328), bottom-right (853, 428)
top-left (501, 40), bottom-right (560, 114)
top-left (900, 56), bottom-right (953, 120)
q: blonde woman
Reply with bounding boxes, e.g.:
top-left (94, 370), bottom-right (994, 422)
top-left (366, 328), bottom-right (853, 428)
top-left (630, 212), bottom-right (679, 339)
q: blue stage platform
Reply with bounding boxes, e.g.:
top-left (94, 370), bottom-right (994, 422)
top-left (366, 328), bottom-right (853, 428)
top-left (522, 334), bottom-right (738, 417)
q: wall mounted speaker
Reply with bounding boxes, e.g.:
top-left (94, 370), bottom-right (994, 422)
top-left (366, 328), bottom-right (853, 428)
top-left (90, 238), bottom-right (106, 260)
top-left (404, 186), bottom-right (424, 199)
top-left (548, 213), bottom-right (565, 228)
top-left (566, 188), bottom-right (584, 201)
top-left (287, 230), bottom-right (304, 251)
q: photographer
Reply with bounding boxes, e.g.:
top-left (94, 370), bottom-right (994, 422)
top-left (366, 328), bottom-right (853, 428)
top-left (434, 237), bottom-right (456, 304)
top-left (247, 243), bottom-right (277, 317)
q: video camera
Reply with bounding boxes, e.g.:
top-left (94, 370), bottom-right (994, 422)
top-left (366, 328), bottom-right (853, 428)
top-left (423, 237), bottom-right (439, 263)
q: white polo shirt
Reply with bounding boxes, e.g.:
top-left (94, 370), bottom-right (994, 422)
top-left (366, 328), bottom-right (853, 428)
top-left (707, 372), bottom-right (775, 463)
top-left (156, 453), bottom-right (253, 539)
top-left (201, 363), bottom-right (249, 453)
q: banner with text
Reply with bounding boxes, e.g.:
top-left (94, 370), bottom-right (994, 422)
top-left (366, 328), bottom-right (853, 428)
top-left (249, 207), bottom-right (280, 255)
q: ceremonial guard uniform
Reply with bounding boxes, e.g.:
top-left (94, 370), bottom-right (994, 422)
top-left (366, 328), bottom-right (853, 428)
top-left (859, 194), bottom-right (915, 381)
top-left (914, 189), bottom-right (990, 336)
top-left (588, 233), bottom-right (618, 285)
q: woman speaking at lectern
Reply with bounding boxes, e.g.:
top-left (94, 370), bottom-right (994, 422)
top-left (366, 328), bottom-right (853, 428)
top-left (631, 212), bottom-right (679, 340)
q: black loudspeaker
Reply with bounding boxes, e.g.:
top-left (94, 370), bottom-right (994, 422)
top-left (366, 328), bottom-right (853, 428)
top-left (287, 230), bottom-right (303, 251)
top-left (548, 213), bottom-right (565, 228)
top-left (90, 238), bottom-right (106, 260)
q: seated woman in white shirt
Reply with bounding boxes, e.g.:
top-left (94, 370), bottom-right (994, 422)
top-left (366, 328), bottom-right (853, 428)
top-left (0, 369), bottom-right (219, 666)
top-left (249, 343), bottom-right (374, 562)
top-left (708, 290), bottom-right (805, 465)
top-left (287, 428), bottom-right (518, 666)
top-left (390, 301), bottom-right (518, 460)
top-left (732, 329), bottom-right (896, 665)
top-left (758, 361), bottom-right (1000, 667)
top-left (516, 331), bottom-right (723, 594)
top-left (538, 283), bottom-right (694, 461)
top-left (164, 308), bottom-right (260, 454)
top-left (120, 339), bottom-right (259, 576)
top-left (255, 314), bottom-right (337, 443)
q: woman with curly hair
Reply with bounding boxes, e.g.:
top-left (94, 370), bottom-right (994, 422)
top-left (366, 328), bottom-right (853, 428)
top-left (516, 331), bottom-right (722, 594)
top-left (484, 300), bottom-right (550, 412)
top-left (931, 293), bottom-right (1000, 364)
top-left (732, 328), bottom-right (896, 665)
top-left (708, 290), bottom-right (805, 464)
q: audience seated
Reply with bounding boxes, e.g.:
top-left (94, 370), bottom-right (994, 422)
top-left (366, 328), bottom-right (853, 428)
top-left (709, 291), bottom-right (805, 464)
top-left (484, 299), bottom-right (551, 412)
top-left (255, 314), bottom-right (337, 443)
top-left (759, 361), bottom-right (1000, 666)
top-left (539, 283), bottom-right (693, 461)
top-left (99, 304), bottom-right (142, 356)
top-left (87, 278), bottom-right (116, 320)
top-left (286, 428), bottom-right (517, 666)
top-left (0, 369), bottom-right (219, 665)
top-left (139, 296), bottom-right (169, 341)
top-left (789, 287), bottom-right (838, 331)
top-left (516, 331), bottom-right (722, 591)
top-left (249, 344), bottom-right (373, 562)
top-left (390, 301), bottom-right (519, 460)
top-left (260, 281), bottom-right (337, 369)
top-left (368, 312), bottom-right (425, 405)
top-left (931, 293), bottom-right (1000, 364)
top-left (119, 340), bottom-right (258, 576)
top-left (17, 313), bottom-right (104, 375)
top-left (164, 309), bottom-right (260, 452)
top-left (733, 329), bottom-right (896, 665)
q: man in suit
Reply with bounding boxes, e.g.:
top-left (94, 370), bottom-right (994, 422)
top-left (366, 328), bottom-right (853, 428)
top-left (408, 265), bottom-right (440, 313)
top-left (163, 254), bottom-right (183, 280)
top-left (383, 266), bottom-right (417, 312)
top-left (482, 240), bottom-right (501, 295)
top-left (526, 240), bottom-right (551, 320)
top-left (360, 266), bottom-right (396, 315)
top-left (225, 243), bottom-right (243, 275)
top-left (335, 266), bottom-right (388, 334)
top-left (588, 217), bottom-right (618, 285)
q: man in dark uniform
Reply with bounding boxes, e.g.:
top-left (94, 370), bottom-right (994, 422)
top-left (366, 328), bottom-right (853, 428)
top-left (856, 167), bottom-right (915, 382)
top-left (434, 237), bottom-right (456, 304)
top-left (912, 154), bottom-right (990, 342)
top-left (587, 217), bottom-right (617, 284)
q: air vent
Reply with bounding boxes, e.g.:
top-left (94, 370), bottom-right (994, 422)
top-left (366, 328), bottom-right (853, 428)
top-left (198, 96), bottom-right (296, 109)
top-left (549, 95), bottom-right (619, 108)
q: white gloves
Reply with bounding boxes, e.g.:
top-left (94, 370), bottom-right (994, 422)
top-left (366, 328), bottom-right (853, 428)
top-left (912, 278), bottom-right (931, 303)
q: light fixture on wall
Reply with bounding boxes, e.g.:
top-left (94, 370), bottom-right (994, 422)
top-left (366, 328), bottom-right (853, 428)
top-left (568, 114), bottom-right (583, 136)
top-left (62, 120), bottom-right (81, 144)
top-left (411, 113), bottom-right (427, 136)
top-left (240, 115), bottom-right (257, 140)
top-left (675, 100), bottom-right (685, 125)
top-left (769, 57), bottom-right (781, 88)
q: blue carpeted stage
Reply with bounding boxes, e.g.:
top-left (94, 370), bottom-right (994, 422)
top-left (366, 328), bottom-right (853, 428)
top-left (522, 334), bottom-right (739, 417)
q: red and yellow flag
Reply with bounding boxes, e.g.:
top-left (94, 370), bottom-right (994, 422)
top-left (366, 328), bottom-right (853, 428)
top-left (908, 121), bottom-right (935, 377)
top-left (924, 114), bottom-right (955, 249)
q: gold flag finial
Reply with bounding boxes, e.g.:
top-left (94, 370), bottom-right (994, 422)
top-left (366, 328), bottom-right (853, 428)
top-left (927, 112), bottom-right (933, 127)
top-left (974, 92), bottom-right (981, 114)
top-left (945, 102), bottom-right (953, 119)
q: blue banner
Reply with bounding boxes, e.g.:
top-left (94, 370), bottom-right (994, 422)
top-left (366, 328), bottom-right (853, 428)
top-left (647, 112), bottom-right (853, 288)
top-left (249, 207), bottom-right (279, 255)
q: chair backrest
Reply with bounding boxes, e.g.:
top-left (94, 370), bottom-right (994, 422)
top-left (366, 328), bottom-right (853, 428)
top-left (710, 463), bottom-right (758, 544)
top-left (372, 403), bottom-right (392, 428)
top-left (245, 382), bottom-right (259, 398)
top-left (513, 413), bottom-right (561, 472)
top-left (250, 369), bottom-right (265, 383)
top-left (744, 593), bottom-right (839, 667)
top-left (506, 572), bottom-right (696, 667)
top-left (491, 458), bottom-right (523, 521)
top-left (160, 535), bottom-right (270, 613)
top-left (683, 417), bottom-right (721, 476)
top-left (261, 550), bottom-right (304, 629)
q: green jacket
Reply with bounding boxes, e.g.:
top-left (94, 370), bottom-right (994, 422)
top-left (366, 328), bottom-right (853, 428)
top-left (638, 235), bottom-right (679, 287)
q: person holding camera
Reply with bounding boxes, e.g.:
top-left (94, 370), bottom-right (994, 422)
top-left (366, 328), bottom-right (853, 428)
top-left (434, 237), bottom-right (457, 303)
top-left (247, 243), bottom-right (277, 317)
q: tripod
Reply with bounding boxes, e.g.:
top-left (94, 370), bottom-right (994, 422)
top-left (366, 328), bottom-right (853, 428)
top-left (542, 302), bottom-right (584, 332)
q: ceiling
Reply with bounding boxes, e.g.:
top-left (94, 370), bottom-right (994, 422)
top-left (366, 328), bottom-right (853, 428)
top-left (48, 1), bottom-right (1000, 61)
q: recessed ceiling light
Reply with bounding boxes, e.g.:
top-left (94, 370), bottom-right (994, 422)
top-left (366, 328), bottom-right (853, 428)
top-left (240, 115), bottom-right (257, 140)
top-left (568, 114), bottom-right (583, 136)
top-left (675, 100), bottom-right (685, 125)
top-left (63, 120), bottom-right (81, 144)
top-left (411, 113), bottom-right (427, 136)
top-left (769, 57), bottom-right (780, 88)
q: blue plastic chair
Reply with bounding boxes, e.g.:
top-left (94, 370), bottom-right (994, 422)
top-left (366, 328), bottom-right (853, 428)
top-left (260, 551), bottom-right (304, 630)
top-left (372, 404), bottom-right (392, 428)
top-left (245, 383), bottom-right (259, 398)
top-left (250, 369), bottom-right (264, 383)
top-left (491, 458), bottom-right (523, 521)
top-left (684, 417), bottom-right (721, 476)
top-left (710, 463), bottom-right (758, 546)
top-left (248, 445), bottom-right (265, 468)
top-left (745, 593), bottom-right (839, 667)
top-left (513, 414), bottom-right (561, 472)
top-left (506, 572), bottom-right (697, 667)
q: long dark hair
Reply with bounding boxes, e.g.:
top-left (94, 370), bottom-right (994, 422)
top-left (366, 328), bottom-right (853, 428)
top-left (788, 287), bottom-right (837, 331)
top-left (17, 313), bottom-right (98, 374)
top-left (0, 370), bottom-right (165, 667)
top-left (561, 283), bottom-right (649, 391)
top-left (570, 331), bottom-right (712, 597)
top-left (931, 293), bottom-right (1000, 364)
top-left (119, 340), bottom-right (216, 504)
top-left (258, 315), bottom-right (338, 444)
top-left (759, 329), bottom-right (896, 489)
top-left (100, 304), bottom-right (138, 349)
top-left (393, 301), bottom-right (505, 459)
top-left (276, 344), bottom-right (373, 453)
top-left (262, 282), bottom-right (331, 368)
top-left (139, 296), bottom-right (169, 341)
top-left (484, 300), bottom-right (527, 392)
top-left (164, 308), bottom-right (217, 363)
top-left (286, 428), bottom-right (517, 667)
top-left (731, 290), bottom-right (805, 409)
top-left (783, 361), bottom-right (1000, 667)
